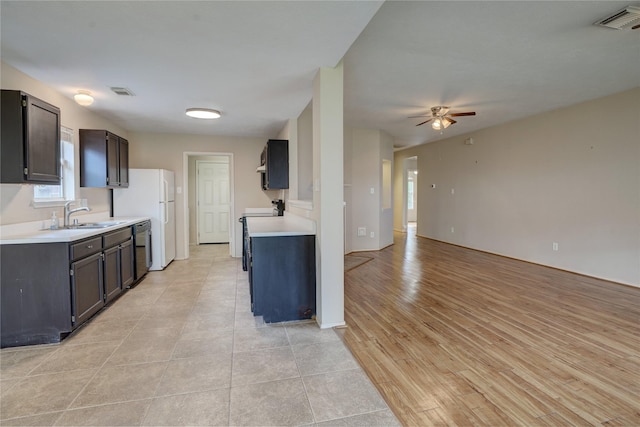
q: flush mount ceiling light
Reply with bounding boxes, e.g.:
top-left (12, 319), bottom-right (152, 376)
top-left (185, 108), bottom-right (221, 119)
top-left (74, 90), bottom-right (94, 106)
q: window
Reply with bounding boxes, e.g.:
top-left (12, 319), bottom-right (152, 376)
top-left (33, 126), bottom-right (75, 205)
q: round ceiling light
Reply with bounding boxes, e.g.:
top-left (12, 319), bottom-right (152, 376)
top-left (74, 90), bottom-right (94, 106)
top-left (186, 108), bottom-right (221, 119)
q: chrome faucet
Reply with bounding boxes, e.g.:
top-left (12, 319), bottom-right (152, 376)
top-left (64, 201), bottom-right (91, 227)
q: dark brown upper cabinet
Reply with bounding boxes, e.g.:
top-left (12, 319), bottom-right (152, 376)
top-left (1, 90), bottom-right (61, 184)
top-left (260, 139), bottom-right (289, 190)
top-left (80, 129), bottom-right (129, 188)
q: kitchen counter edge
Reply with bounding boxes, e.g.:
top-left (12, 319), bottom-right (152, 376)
top-left (0, 217), bottom-right (150, 245)
top-left (247, 215), bottom-right (316, 237)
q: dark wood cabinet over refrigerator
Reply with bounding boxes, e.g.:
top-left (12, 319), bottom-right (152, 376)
top-left (1, 90), bottom-right (61, 184)
top-left (79, 129), bottom-right (129, 188)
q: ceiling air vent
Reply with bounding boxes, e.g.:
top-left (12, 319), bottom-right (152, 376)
top-left (110, 87), bottom-right (135, 96)
top-left (595, 5), bottom-right (640, 30)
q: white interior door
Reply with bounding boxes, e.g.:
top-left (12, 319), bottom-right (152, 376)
top-left (197, 160), bottom-right (230, 243)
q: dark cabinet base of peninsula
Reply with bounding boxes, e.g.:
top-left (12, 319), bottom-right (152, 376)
top-left (250, 235), bottom-right (316, 323)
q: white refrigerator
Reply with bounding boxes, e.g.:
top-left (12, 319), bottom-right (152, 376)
top-left (113, 169), bottom-right (176, 271)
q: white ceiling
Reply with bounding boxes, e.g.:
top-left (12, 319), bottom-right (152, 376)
top-left (2, 1), bottom-right (639, 149)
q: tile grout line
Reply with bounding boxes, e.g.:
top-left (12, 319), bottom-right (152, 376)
top-left (226, 260), bottom-right (242, 424)
top-left (63, 307), bottom-right (140, 415)
top-left (284, 318), bottom-right (319, 425)
top-left (139, 273), bottom-right (202, 426)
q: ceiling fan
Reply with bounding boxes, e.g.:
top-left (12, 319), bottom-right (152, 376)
top-left (410, 106), bottom-right (476, 131)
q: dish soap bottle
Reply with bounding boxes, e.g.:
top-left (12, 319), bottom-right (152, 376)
top-left (50, 211), bottom-right (59, 230)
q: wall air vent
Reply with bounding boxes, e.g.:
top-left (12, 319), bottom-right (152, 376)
top-left (110, 87), bottom-right (135, 96)
top-left (595, 5), bottom-right (640, 30)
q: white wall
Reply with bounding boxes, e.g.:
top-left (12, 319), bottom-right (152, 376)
top-left (277, 65), bottom-right (346, 328)
top-left (297, 103), bottom-right (313, 201)
top-left (394, 88), bottom-right (640, 286)
top-left (379, 130), bottom-right (394, 248)
top-left (351, 128), bottom-right (381, 251)
top-left (313, 64), bottom-right (345, 328)
top-left (127, 132), bottom-right (272, 260)
top-left (343, 126), bottom-right (353, 254)
top-left (349, 127), bottom-right (394, 252)
top-left (0, 62), bottom-right (127, 225)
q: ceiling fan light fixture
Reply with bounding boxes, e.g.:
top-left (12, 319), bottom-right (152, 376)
top-left (186, 108), bottom-right (221, 119)
top-left (74, 90), bottom-right (94, 106)
top-left (432, 118), bottom-right (442, 130)
top-left (431, 106), bottom-right (450, 117)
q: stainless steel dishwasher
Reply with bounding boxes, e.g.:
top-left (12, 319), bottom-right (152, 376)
top-left (133, 220), bottom-right (152, 283)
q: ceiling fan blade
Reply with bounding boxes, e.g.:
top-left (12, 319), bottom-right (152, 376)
top-left (416, 118), bottom-right (433, 126)
top-left (449, 112), bottom-right (476, 117)
top-left (444, 117), bottom-right (457, 125)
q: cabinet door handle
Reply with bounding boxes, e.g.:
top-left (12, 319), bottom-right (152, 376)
top-left (86, 245), bottom-right (93, 249)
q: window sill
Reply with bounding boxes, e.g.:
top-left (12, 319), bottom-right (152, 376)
top-left (32, 199), bottom-right (69, 208)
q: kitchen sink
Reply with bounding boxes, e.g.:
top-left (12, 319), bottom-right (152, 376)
top-left (65, 221), bottom-right (128, 229)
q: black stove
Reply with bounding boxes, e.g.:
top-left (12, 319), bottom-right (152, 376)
top-left (238, 209), bottom-right (274, 271)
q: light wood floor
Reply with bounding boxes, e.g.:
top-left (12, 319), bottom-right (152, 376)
top-left (339, 230), bottom-right (640, 426)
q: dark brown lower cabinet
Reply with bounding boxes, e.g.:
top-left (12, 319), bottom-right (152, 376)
top-left (1, 226), bottom-right (137, 348)
top-left (250, 234), bottom-right (316, 323)
top-left (71, 252), bottom-right (104, 326)
top-left (120, 238), bottom-right (134, 289)
top-left (0, 242), bottom-right (71, 348)
top-left (104, 236), bottom-right (134, 304)
top-left (103, 245), bottom-right (120, 304)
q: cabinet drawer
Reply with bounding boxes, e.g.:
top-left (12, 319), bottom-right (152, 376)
top-left (103, 227), bottom-right (132, 248)
top-left (70, 237), bottom-right (103, 261)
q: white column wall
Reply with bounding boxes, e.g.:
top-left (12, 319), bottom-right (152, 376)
top-left (313, 63), bottom-right (345, 328)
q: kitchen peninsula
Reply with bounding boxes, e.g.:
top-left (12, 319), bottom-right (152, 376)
top-left (246, 214), bottom-right (316, 323)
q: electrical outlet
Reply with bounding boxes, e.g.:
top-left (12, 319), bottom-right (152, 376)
top-left (357, 227), bottom-right (366, 237)
top-left (370, 231), bottom-right (375, 238)
top-left (552, 242), bottom-right (559, 251)
top-left (451, 188), bottom-right (455, 195)
top-left (451, 226), bottom-right (455, 233)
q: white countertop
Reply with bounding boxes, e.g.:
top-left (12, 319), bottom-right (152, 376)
top-left (247, 214), bottom-right (316, 237)
top-left (243, 207), bottom-right (274, 216)
top-left (0, 216), bottom-right (150, 245)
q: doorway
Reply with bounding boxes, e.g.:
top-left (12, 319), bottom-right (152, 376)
top-left (183, 152), bottom-right (235, 259)
top-left (403, 156), bottom-right (418, 232)
top-left (196, 159), bottom-right (230, 244)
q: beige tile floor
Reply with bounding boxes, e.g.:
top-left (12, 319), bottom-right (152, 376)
top-left (1, 244), bottom-right (399, 426)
